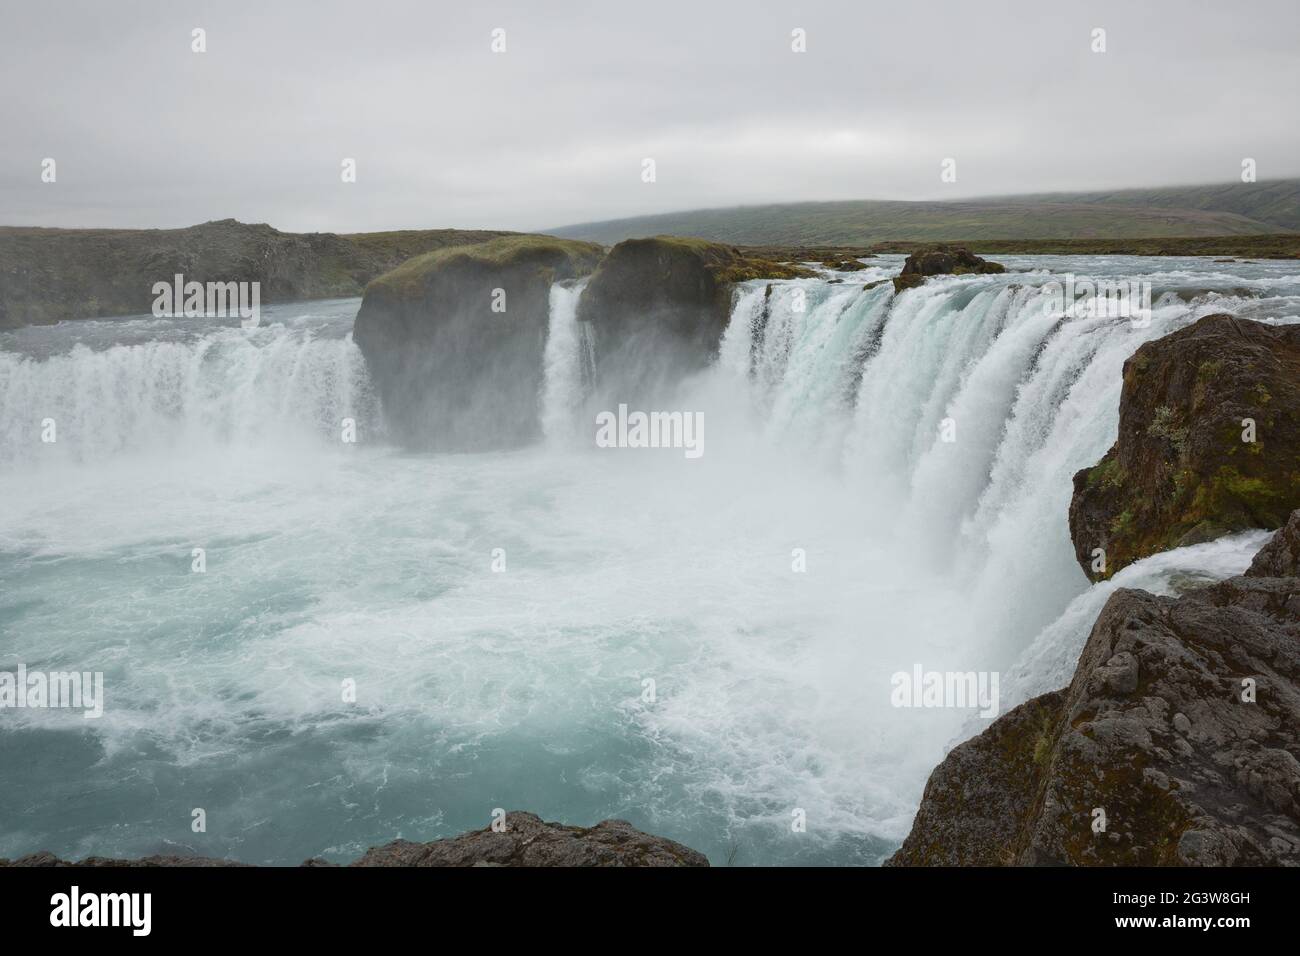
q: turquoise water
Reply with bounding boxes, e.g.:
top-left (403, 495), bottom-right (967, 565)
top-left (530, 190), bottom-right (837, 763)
top-left (3, 258), bottom-right (1298, 864)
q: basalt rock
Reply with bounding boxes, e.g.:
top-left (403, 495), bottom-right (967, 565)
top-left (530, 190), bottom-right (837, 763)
top-left (576, 236), bottom-right (808, 404)
top-left (2, 812), bottom-right (707, 868)
top-left (353, 235), bottom-right (604, 451)
top-left (1069, 314), bottom-right (1300, 580)
top-left (891, 244), bottom-right (1005, 293)
top-left (888, 512), bottom-right (1300, 867)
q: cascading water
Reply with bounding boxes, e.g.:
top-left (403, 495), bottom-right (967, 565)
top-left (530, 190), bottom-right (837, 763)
top-left (540, 278), bottom-right (592, 445)
top-left (0, 300), bottom-right (379, 467)
top-left (2, 258), bottom-right (1297, 866)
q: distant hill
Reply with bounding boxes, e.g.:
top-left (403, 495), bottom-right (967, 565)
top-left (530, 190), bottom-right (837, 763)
top-left (550, 180), bottom-right (1300, 247)
top-left (0, 220), bottom-right (513, 328)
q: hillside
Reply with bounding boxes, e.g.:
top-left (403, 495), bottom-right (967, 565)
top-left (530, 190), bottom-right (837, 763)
top-left (0, 220), bottom-right (513, 328)
top-left (551, 180), bottom-right (1300, 247)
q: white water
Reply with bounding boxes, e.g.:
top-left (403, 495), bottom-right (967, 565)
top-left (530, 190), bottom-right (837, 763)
top-left (2, 260), bottom-right (1297, 865)
top-left (0, 301), bottom-right (380, 466)
top-left (540, 278), bottom-right (592, 445)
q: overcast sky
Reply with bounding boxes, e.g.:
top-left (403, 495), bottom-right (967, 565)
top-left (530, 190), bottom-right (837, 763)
top-left (2, 0), bottom-right (1297, 233)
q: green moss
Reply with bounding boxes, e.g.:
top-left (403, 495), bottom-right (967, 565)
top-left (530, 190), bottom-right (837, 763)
top-left (1215, 465), bottom-right (1283, 509)
top-left (1087, 457), bottom-right (1125, 491)
top-left (1196, 359), bottom-right (1223, 384)
top-left (368, 234), bottom-right (605, 298)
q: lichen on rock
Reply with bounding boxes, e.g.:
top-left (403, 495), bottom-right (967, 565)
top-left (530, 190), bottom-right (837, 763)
top-left (1069, 314), bottom-right (1300, 580)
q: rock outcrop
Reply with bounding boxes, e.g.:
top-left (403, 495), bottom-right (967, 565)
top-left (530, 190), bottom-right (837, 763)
top-left (891, 244), bottom-right (1005, 292)
top-left (1070, 314), bottom-right (1300, 580)
top-left (1, 812), bottom-right (707, 868)
top-left (353, 235), bottom-right (603, 450)
top-left (0, 220), bottom-right (512, 329)
top-left (576, 236), bottom-right (808, 403)
top-left (348, 812), bottom-right (707, 867)
top-left (888, 512), bottom-right (1300, 867)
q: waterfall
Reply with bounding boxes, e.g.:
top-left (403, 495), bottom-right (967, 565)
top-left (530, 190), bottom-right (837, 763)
top-left (707, 268), bottom-right (1298, 712)
top-left (0, 324), bottom-right (379, 468)
top-left (541, 278), bottom-right (593, 445)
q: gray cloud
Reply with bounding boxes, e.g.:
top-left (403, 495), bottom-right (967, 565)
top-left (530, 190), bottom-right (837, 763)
top-left (1, 0), bottom-right (1296, 232)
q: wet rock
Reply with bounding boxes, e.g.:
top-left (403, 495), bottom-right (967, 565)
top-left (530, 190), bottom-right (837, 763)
top-left (353, 235), bottom-right (604, 451)
top-left (888, 512), bottom-right (1300, 866)
top-left (576, 236), bottom-right (806, 404)
top-left (1069, 314), bottom-right (1300, 579)
top-left (891, 244), bottom-right (1005, 293)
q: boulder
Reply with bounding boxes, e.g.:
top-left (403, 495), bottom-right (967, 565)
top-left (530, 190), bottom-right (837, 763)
top-left (353, 235), bottom-right (604, 450)
top-left (891, 244), bottom-right (1005, 293)
top-left (1070, 314), bottom-right (1300, 580)
top-left (576, 236), bottom-right (807, 403)
top-left (2, 812), bottom-right (707, 867)
top-left (888, 512), bottom-right (1300, 866)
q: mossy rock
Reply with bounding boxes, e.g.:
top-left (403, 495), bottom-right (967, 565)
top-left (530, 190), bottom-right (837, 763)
top-left (1069, 314), bottom-right (1300, 579)
top-left (354, 234), bottom-right (604, 451)
top-left (890, 244), bottom-right (1005, 293)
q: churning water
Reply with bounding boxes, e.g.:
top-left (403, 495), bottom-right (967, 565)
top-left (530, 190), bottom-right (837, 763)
top-left (2, 259), bottom-right (1298, 865)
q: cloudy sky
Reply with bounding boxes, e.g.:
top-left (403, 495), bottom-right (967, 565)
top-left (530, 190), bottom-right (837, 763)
top-left (2, 0), bottom-right (1297, 233)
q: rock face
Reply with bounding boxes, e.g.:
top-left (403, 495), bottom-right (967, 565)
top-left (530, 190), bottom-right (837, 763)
top-left (576, 236), bottom-right (808, 403)
top-left (891, 244), bottom-right (1005, 292)
top-left (353, 235), bottom-right (604, 450)
top-left (888, 512), bottom-right (1300, 866)
top-left (1070, 314), bottom-right (1300, 580)
top-left (0, 220), bottom-right (512, 329)
top-left (1, 812), bottom-right (708, 868)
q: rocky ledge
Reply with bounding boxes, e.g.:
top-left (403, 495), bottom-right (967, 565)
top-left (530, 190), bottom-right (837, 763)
top-left (888, 511), bottom-right (1300, 866)
top-left (1070, 314), bottom-right (1300, 580)
top-left (2, 812), bottom-right (708, 868)
top-left (891, 244), bottom-right (1005, 293)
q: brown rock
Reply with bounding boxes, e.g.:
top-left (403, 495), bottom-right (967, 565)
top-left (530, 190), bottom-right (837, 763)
top-left (891, 244), bottom-right (1005, 293)
top-left (1069, 314), bottom-right (1300, 580)
top-left (888, 513), bottom-right (1300, 867)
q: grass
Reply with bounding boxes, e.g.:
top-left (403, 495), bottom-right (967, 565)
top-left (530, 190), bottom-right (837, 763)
top-left (366, 234), bottom-right (606, 298)
top-left (550, 180), bottom-right (1300, 247)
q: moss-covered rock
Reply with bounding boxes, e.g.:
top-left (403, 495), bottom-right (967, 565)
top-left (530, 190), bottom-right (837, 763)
top-left (353, 235), bottom-right (604, 450)
top-left (1069, 314), bottom-right (1300, 580)
top-left (891, 244), bottom-right (1005, 293)
top-left (889, 514), bottom-right (1300, 866)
